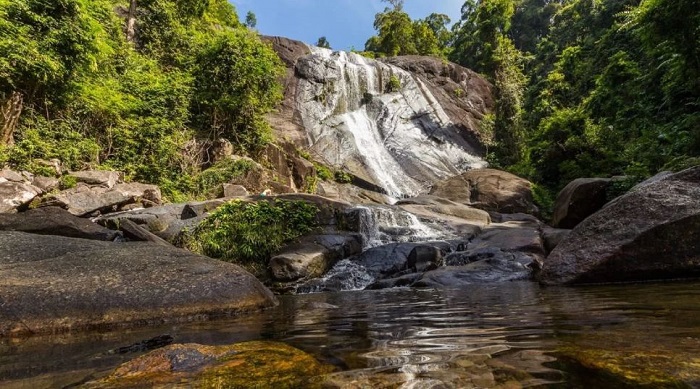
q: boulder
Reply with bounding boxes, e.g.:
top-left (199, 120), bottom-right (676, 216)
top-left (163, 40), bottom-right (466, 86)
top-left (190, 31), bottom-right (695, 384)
top-left (222, 184), bottom-right (249, 197)
top-left (269, 234), bottom-right (362, 281)
top-left (44, 182), bottom-right (161, 216)
top-left (0, 231), bottom-right (277, 336)
top-left (69, 170), bottom-right (120, 189)
top-left (551, 178), bottom-right (612, 228)
top-left (86, 341), bottom-right (333, 389)
top-left (413, 257), bottom-right (533, 288)
top-left (542, 227), bottom-right (571, 255)
top-left (118, 219), bottom-right (171, 246)
top-left (539, 166), bottom-right (700, 285)
top-left (430, 169), bottom-right (538, 215)
top-left (397, 195), bottom-right (492, 226)
top-left (0, 169), bottom-right (24, 182)
top-left (0, 206), bottom-right (120, 241)
top-left (0, 181), bottom-right (41, 213)
top-left (31, 175), bottom-right (60, 192)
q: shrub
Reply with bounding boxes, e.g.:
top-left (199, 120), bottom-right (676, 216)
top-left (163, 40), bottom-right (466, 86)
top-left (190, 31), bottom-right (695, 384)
top-left (386, 74), bottom-right (401, 93)
top-left (334, 171), bottom-right (352, 184)
top-left (314, 163), bottom-right (333, 181)
top-left (186, 199), bottom-right (319, 271)
top-left (195, 158), bottom-right (254, 198)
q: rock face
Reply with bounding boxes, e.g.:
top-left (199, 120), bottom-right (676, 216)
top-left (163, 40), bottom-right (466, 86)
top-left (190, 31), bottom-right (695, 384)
top-left (0, 231), bottom-right (277, 336)
top-left (540, 166), bottom-right (700, 285)
top-left (551, 178), bottom-right (612, 228)
top-left (265, 37), bottom-right (493, 198)
top-left (87, 341), bottom-right (333, 389)
top-left (430, 168), bottom-right (538, 214)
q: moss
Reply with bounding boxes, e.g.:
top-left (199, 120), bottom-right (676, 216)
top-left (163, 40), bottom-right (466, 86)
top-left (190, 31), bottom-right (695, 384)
top-left (59, 175), bottom-right (77, 190)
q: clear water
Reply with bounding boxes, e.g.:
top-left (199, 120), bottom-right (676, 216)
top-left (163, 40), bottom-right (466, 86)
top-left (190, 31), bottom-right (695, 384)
top-left (2, 281), bottom-right (700, 388)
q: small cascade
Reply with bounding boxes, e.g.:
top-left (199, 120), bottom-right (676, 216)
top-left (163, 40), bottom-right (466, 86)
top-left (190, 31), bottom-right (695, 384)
top-left (296, 45), bottom-right (487, 199)
top-left (346, 205), bottom-right (449, 249)
top-left (296, 259), bottom-right (375, 294)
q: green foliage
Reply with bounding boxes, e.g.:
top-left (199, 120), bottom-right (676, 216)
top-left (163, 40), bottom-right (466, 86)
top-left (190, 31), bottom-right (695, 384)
top-left (59, 175), bottom-right (77, 190)
top-left (334, 171), bottom-right (352, 184)
top-left (0, 0), bottom-right (284, 200)
top-left (187, 199), bottom-right (319, 268)
top-left (244, 11), bottom-right (256, 28)
top-left (191, 29), bottom-right (284, 153)
top-left (365, 2), bottom-right (449, 58)
top-left (530, 183), bottom-right (554, 220)
top-left (195, 158), bottom-right (254, 199)
top-left (314, 163), bottom-right (333, 181)
top-left (386, 74), bottom-right (401, 93)
top-left (316, 36), bottom-right (331, 49)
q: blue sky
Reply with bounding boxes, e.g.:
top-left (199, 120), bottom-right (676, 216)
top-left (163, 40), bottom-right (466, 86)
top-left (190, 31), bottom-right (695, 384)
top-left (230, 0), bottom-right (465, 51)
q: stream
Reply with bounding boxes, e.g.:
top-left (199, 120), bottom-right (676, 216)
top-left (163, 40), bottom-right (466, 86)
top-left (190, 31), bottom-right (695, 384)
top-left (3, 280), bottom-right (700, 388)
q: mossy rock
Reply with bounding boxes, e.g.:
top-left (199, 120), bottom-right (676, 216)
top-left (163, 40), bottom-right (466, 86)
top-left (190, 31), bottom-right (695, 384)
top-left (87, 341), bottom-right (335, 388)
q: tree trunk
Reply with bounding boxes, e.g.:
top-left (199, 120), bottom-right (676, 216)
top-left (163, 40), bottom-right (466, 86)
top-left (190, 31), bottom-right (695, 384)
top-left (1, 91), bottom-right (23, 146)
top-left (126, 0), bottom-right (137, 43)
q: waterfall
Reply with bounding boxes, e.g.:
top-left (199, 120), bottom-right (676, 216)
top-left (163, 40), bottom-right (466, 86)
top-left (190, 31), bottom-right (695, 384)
top-left (296, 46), bottom-right (487, 199)
top-left (347, 205), bottom-right (449, 249)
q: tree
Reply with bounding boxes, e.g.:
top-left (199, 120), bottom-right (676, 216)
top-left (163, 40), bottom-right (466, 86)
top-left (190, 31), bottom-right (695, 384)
top-left (316, 36), bottom-right (331, 49)
top-left (365, 3), bottom-right (446, 57)
top-left (244, 11), bottom-right (256, 28)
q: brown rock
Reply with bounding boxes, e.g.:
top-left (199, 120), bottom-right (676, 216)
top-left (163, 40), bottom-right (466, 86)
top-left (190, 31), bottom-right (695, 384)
top-left (118, 219), bottom-right (171, 246)
top-left (551, 178), bottom-right (611, 228)
top-left (222, 184), bottom-right (249, 197)
top-left (87, 341), bottom-right (333, 388)
top-left (270, 234), bottom-right (362, 281)
top-left (540, 166), bottom-right (700, 285)
top-left (0, 206), bottom-right (120, 241)
top-left (69, 170), bottom-right (120, 189)
top-left (31, 175), bottom-right (60, 192)
top-left (46, 182), bottom-right (161, 216)
top-left (430, 168), bottom-right (538, 215)
top-left (383, 56), bottom-right (494, 150)
top-left (0, 231), bottom-right (277, 336)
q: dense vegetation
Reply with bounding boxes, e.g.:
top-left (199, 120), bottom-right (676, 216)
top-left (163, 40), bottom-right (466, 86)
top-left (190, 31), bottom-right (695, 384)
top-left (186, 199), bottom-right (318, 272)
top-left (0, 0), bottom-right (283, 200)
top-left (366, 0), bottom-right (699, 194)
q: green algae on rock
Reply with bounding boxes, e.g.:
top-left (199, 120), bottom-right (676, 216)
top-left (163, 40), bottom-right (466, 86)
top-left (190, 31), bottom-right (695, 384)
top-left (86, 341), bottom-right (335, 388)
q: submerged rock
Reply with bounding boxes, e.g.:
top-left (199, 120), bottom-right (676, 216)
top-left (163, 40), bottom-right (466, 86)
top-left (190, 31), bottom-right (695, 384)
top-left (413, 256), bottom-right (533, 288)
top-left (540, 166), bottom-right (700, 285)
top-left (0, 231), bottom-right (276, 336)
top-left (87, 341), bottom-right (334, 388)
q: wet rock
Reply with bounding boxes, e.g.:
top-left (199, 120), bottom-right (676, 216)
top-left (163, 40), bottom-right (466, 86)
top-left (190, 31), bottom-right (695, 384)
top-left (542, 227), bottom-right (571, 255)
top-left (69, 170), bottom-right (120, 189)
top-left (270, 234), bottom-right (362, 281)
top-left (0, 231), bottom-right (276, 336)
top-left (406, 245), bottom-right (443, 272)
top-left (551, 178), bottom-right (612, 229)
top-left (540, 166), bottom-right (700, 285)
top-left (0, 206), bottom-right (120, 241)
top-left (0, 181), bottom-right (42, 213)
top-left (44, 182), bottom-right (161, 216)
top-left (430, 168), bottom-right (538, 215)
top-left (88, 341), bottom-right (334, 389)
top-left (397, 195), bottom-right (491, 226)
top-left (413, 256), bottom-right (534, 288)
top-left (354, 243), bottom-right (421, 278)
top-left (471, 221), bottom-right (545, 260)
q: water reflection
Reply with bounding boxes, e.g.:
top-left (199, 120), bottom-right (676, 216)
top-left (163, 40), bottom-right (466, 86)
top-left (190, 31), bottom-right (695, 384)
top-left (2, 281), bottom-right (700, 388)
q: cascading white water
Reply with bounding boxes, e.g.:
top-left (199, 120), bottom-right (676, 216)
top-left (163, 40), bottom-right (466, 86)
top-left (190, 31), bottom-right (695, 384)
top-left (348, 205), bottom-right (449, 249)
top-left (296, 46), bottom-right (486, 199)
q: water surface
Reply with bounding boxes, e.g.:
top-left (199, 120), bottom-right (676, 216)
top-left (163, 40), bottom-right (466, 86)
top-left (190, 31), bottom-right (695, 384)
top-left (2, 281), bottom-right (700, 388)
